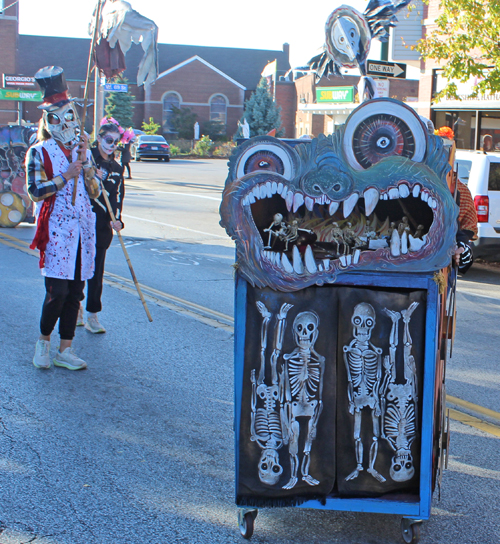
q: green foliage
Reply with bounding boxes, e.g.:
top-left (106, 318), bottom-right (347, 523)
top-left (169, 144), bottom-right (181, 156)
top-left (193, 134), bottom-right (214, 156)
top-left (243, 78), bottom-right (284, 137)
top-left (170, 107), bottom-right (198, 139)
top-left (142, 117), bottom-right (161, 135)
top-left (213, 142), bottom-right (236, 157)
top-left (417, 0), bottom-right (500, 100)
top-left (201, 120), bottom-right (227, 141)
top-left (104, 76), bottom-right (135, 128)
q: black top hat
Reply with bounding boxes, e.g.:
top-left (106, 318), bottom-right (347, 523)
top-left (34, 66), bottom-right (72, 110)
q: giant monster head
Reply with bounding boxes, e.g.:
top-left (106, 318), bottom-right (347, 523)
top-left (220, 99), bottom-right (458, 292)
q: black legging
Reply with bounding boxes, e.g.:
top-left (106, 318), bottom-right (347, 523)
top-left (86, 245), bottom-right (106, 313)
top-left (123, 162), bottom-right (131, 178)
top-left (39, 243), bottom-right (84, 340)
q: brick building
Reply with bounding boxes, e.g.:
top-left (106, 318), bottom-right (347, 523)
top-left (0, 1), bottom-right (291, 138)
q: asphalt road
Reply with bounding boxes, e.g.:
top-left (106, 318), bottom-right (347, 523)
top-left (0, 158), bottom-right (499, 544)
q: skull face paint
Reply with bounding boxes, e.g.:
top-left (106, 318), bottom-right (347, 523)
top-left (98, 132), bottom-right (121, 156)
top-left (332, 16), bottom-right (360, 61)
top-left (43, 102), bottom-right (80, 149)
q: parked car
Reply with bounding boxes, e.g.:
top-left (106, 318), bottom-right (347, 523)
top-left (132, 135), bottom-right (170, 162)
top-left (454, 149), bottom-right (500, 259)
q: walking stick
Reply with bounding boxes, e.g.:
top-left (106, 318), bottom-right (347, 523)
top-left (101, 189), bottom-right (153, 322)
top-left (72, 0), bottom-right (104, 206)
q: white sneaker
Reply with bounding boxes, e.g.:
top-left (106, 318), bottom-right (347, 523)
top-left (54, 347), bottom-right (87, 371)
top-left (76, 304), bottom-right (85, 327)
top-left (33, 339), bottom-right (51, 369)
top-left (85, 314), bottom-right (106, 334)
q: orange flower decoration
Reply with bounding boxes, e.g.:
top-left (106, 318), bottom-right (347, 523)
top-left (435, 126), bottom-right (455, 140)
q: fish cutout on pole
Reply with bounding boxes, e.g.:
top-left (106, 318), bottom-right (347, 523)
top-left (307, 0), bottom-right (411, 100)
top-left (90, 0), bottom-right (159, 87)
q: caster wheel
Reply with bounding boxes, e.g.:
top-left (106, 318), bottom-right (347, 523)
top-left (401, 518), bottom-right (421, 543)
top-left (238, 509), bottom-right (257, 539)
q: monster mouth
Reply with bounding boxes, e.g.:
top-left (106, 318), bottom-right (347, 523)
top-left (242, 179), bottom-right (437, 275)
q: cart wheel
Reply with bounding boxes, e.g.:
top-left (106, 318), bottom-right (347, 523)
top-left (238, 509), bottom-right (257, 539)
top-left (401, 518), bottom-right (421, 543)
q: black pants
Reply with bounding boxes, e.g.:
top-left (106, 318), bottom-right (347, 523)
top-left (40, 243), bottom-right (84, 340)
top-left (86, 245), bottom-right (106, 313)
top-left (123, 162), bottom-right (131, 178)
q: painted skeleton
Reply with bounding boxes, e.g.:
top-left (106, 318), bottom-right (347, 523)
top-left (250, 301), bottom-right (293, 485)
top-left (281, 311), bottom-right (325, 489)
top-left (343, 302), bottom-right (386, 482)
top-left (380, 303), bottom-right (419, 482)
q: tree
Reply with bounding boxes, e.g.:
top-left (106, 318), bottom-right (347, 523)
top-left (104, 76), bottom-right (135, 128)
top-left (170, 107), bottom-right (197, 139)
top-left (142, 117), bottom-right (161, 134)
top-left (417, 0), bottom-right (500, 100)
top-left (243, 77), bottom-right (284, 137)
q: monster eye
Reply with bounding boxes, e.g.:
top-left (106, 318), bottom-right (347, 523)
top-left (394, 464), bottom-right (401, 471)
top-left (366, 319), bottom-right (373, 327)
top-left (64, 110), bottom-right (75, 122)
top-left (261, 463), bottom-right (268, 470)
top-left (47, 113), bottom-right (60, 125)
top-left (232, 137), bottom-right (298, 181)
top-left (353, 317), bottom-right (362, 325)
top-left (406, 462), bottom-right (412, 469)
top-left (343, 99), bottom-right (427, 171)
top-left (272, 466), bottom-right (280, 473)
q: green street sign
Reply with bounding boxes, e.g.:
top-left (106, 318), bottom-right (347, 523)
top-left (316, 86), bottom-right (355, 103)
top-left (0, 89), bottom-right (43, 102)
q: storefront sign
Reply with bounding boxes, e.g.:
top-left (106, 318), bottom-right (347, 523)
top-left (2, 74), bottom-right (36, 88)
top-left (0, 89), bottom-right (42, 101)
top-left (316, 87), bottom-right (355, 103)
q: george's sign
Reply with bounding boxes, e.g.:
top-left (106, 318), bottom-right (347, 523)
top-left (3, 74), bottom-right (37, 88)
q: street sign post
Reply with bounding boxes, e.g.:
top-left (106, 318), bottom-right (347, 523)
top-left (366, 60), bottom-right (407, 79)
top-left (103, 83), bottom-right (128, 92)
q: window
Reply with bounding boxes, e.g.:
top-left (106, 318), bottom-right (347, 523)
top-left (489, 163), bottom-right (500, 191)
top-left (210, 95), bottom-right (227, 126)
top-left (163, 92), bottom-right (181, 132)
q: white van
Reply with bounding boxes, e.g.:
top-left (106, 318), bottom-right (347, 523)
top-left (454, 149), bottom-right (500, 259)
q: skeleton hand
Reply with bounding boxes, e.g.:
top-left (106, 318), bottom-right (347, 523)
top-left (256, 301), bottom-right (271, 319)
top-left (402, 302), bottom-right (419, 322)
top-left (277, 303), bottom-right (293, 320)
top-left (250, 369), bottom-right (256, 384)
top-left (348, 402), bottom-right (354, 415)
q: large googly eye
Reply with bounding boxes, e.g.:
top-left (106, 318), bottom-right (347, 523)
top-left (47, 113), bottom-right (61, 125)
top-left (231, 136), bottom-right (298, 181)
top-left (343, 99), bottom-right (427, 171)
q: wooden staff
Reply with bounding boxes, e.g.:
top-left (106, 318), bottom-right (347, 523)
top-left (101, 189), bottom-right (153, 322)
top-left (72, 0), bottom-right (104, 206)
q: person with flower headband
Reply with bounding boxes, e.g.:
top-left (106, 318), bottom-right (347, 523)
top-left (77, 117), bottom-right (129, 333)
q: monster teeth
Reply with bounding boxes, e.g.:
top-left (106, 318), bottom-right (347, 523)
top-left (343, 193), bottom-right (359, 218)
top-left (339, 255), bottom-right (347, 267)
top-left (421, 190), bottom-right (429, 202)
top-left (323, 258), bottom-right (330, 270)
top-left (363, 188), bottom-right (379, 216)
top-left (353, 249), bottom-right (361, 264)
top-left (252, 186), bottom-right (260, 199)
top-left (260, 185), bottom-right (268, 199)
top-left (390, 229), bottom-right (401, 257)
top-left (389, 187), bottom-right (399, 200)
top-left (409, 234), bottom-right (427, 252)
top-left (285, 190), bottom-right (294, 211)
top-left (248, 193), bottom-right (256, 204)
top-left (401, 229), bottom-right (409, 255)
top-left (271, 181), bottom-right (278, 195)
top-left (428, 197), bottom-right (437, 209)
top-left (399, 183), bottom-right (410, 198)
top-left (304, 245), bottom-right (317, 273)
top-left (305, 196), bottom-right (314, 211)
top-left (277, 182), bottom-right (284, 195)
top-left (329, 201), bottom-right (340, 215)
top-left (413, 184), bottom-right (421, 198)
top-left (293, 193), bottom-right (304, 213)
top-left (266, 182), bottom-right (273, 198)
top-left (292, 245), bottom-right (304, 274)
top-left (381, 193), bottom-right (388, 200)
top-left (243, 195), bottom-right (249, 206)
top-left (282, 253), bottom-right (293, 273)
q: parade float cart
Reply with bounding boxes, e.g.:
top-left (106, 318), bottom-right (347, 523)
top-left (0, 125), bottom-right (37, 227)
top-left (220, 98), bottom-right (457, 543)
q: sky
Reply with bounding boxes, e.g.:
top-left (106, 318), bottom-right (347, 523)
top-left (19, 0), bottom-right (371, 70)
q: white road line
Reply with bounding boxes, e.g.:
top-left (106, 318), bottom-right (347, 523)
top-left (458, 289), bottom-right (500, 302)
top-left (128, 191), bottom-right (222, 201)
top-left (122, 213), bottom-right (227, 238)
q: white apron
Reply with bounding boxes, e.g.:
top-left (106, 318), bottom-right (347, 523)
top-left (38, 139), bottom-right (96, 281)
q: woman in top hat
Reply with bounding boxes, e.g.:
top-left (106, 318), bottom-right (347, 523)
top-left (27, 65), bottom-right (101, 371)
